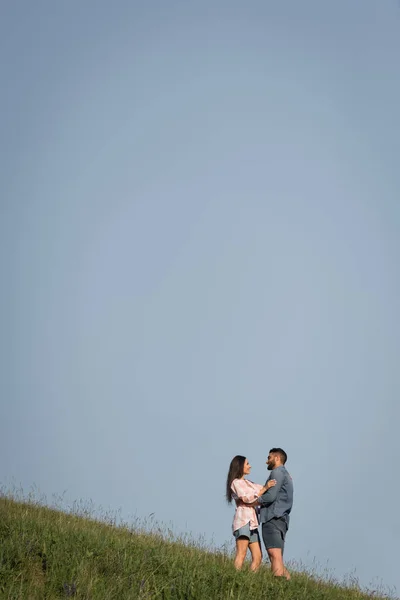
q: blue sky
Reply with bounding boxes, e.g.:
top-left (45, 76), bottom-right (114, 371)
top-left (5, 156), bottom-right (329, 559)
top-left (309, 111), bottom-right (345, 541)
top-left (1, 0), bottom-right (399, 594)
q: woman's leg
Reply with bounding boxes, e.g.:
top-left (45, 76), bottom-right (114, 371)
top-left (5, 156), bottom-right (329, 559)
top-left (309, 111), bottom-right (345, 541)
top-left (249, 540), bottom-right (262, 572)
top-left (234, 538), bottom-right (249, 570)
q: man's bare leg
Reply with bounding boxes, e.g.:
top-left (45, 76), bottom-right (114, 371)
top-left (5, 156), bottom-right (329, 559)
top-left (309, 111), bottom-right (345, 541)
top-left (283, 567), bottom-right (291, 580)
top-left (267, 548), bottom-right (290, 579)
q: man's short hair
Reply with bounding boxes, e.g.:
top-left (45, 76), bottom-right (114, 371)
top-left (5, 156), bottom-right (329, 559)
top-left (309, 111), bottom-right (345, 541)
top-left (270, 448), bottom-right (287, 464)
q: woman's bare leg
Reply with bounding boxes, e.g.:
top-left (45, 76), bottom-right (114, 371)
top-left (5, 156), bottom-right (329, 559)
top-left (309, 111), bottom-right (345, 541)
top-left (234, 538), bottom-right (249, 570)
top-left (249, 541), bottom-right (262, 572)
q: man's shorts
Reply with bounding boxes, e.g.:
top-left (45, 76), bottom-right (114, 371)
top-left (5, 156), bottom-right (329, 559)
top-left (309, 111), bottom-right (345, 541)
top-left (233, 522), bottom-right (260, 544)
top-left (262, 517), bottom-right (288, 551)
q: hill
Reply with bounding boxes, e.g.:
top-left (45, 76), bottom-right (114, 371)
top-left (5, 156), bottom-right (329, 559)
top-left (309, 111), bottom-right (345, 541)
top-left (0, 494), bottom-right (392, 599)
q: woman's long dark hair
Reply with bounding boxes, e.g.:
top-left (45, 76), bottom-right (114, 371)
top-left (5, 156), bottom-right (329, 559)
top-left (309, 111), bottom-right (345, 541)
top-left (226, 455), bottom-right (246, 503)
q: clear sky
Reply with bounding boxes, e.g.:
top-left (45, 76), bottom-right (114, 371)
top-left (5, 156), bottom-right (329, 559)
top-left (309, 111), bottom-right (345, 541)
top-left (1, 0), bottom-right (399, 594)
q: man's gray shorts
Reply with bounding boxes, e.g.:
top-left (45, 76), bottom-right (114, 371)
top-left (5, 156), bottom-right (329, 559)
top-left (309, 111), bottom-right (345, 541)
top-left (233, 522), bottom-right (260, 544)
top-left (262, 517), bottom-right (288, 552)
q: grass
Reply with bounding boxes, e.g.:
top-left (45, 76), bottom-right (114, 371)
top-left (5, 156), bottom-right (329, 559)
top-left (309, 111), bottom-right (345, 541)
top-left (0, 490), bottom-right (394, 600)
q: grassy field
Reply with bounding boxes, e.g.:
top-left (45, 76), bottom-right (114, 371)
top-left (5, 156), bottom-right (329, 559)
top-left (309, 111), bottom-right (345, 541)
top-left (0, 492), bottom-right (393, 600)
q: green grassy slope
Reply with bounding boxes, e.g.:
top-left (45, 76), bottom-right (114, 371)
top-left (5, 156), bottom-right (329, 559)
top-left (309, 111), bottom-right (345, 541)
top-left (0, 495), bottom-right (391, 600)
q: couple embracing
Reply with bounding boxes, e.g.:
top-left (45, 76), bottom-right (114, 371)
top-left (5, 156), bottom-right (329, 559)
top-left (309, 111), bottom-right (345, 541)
top-left (226, 448), bottom-right (293, 579)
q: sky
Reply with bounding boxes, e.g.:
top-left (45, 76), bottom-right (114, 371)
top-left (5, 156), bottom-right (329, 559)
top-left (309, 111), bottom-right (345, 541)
top-left (1, 0), bottom-right (399, 594)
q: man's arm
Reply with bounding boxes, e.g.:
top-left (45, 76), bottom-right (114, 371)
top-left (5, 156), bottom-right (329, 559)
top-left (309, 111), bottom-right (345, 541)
top-left (257, 469), bottom-right (285, 506)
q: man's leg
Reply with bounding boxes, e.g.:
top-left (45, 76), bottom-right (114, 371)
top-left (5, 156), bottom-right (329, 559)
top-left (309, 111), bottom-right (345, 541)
top-left (262, 520), bottom-right (290, 580)
top-left (266, 547), bottom-right (285, 576)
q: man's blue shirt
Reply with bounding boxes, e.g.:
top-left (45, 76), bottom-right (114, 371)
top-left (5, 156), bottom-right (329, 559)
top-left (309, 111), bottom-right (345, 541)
top-left (258, 465), bottom-right (294, 526)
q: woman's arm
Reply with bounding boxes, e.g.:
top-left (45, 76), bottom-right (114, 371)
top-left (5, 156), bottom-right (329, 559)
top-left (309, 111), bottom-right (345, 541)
top-left (231, 479), bottom-right (260, 504)
top-left (258, 472), bottom-right (284, 507)
top-left (232, 479), bottom-right (277, 506)
top-left (246, 480), bottom-right (277, 506)
top-left (257, 479), bottom-right (277, 497)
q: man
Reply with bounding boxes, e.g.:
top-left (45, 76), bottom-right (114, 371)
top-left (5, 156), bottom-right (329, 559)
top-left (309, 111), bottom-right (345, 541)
top-left (258, 448), bottom-right (293, 579)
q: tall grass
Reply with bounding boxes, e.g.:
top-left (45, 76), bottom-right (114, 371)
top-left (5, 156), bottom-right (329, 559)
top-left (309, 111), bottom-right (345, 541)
top-left (0, 489), bottom-right (394, 600)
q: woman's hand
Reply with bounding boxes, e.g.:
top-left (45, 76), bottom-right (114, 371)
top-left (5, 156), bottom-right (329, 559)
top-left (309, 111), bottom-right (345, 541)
top-left (259, 479), bottom-right (277, 496)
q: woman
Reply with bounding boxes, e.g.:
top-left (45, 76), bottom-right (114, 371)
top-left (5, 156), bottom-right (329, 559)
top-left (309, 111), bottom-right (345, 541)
top-left (226, 455), bottom-right (276, 571)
